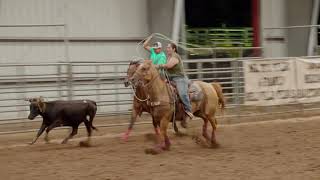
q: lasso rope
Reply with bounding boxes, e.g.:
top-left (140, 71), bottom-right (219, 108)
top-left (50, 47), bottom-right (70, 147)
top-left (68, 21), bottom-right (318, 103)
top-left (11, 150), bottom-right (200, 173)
top-left (131, 33), bottom-right (200, 129)
top-left (129, 82), bottom-right (149, 102)
top-left (132, 33), bottom-right (203, 61)
top-left (163, 70), bottom-right (176, 129)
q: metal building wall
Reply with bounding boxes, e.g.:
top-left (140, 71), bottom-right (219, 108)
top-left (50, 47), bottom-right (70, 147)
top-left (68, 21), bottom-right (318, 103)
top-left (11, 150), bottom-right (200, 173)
top-left (287, 0), bottom-right (313, 57)
top-left (261, 0), bottom-right (313, 57)
top-left (0, 0), bottom-right (150, 63)
top-left (0, 0), bottom-right (176, 120)
top-left (261, 0), bottom-right (288, 57)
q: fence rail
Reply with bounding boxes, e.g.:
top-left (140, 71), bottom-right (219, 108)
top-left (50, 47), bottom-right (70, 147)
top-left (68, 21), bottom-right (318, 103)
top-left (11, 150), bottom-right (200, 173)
top-left (0, 59), bottom-right (241, 121)
top-left (1, 57), bottom-right (320, 134)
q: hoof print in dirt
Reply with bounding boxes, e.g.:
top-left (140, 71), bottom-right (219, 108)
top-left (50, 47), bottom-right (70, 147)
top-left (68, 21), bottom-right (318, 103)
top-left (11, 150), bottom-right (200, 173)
top-left (144, 133), bottom-right (158, 143)
top-left (175, 132), bottom-right (188, 137)
top-left (192, 135), bottom-right (210, 148)
top-left (210, 143), bottom-right (220, 149)
top-left (144, 148), bottom-right (162, 155)
top-left (79, 141), bottom-right (91, 147)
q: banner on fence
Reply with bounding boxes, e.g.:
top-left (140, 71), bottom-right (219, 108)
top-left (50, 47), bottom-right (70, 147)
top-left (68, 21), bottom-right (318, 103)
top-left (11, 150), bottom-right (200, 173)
top-left (244, 58), bottom-right (297, 105)
top-left (244, 57), bottom-right (320, 105)
top-left (295, 58), bottom-right (320, 103)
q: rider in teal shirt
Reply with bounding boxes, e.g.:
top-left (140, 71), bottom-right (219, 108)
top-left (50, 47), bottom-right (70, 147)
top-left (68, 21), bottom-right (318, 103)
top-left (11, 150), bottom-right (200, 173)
top-left (143, 35), bottom-right (167, 65)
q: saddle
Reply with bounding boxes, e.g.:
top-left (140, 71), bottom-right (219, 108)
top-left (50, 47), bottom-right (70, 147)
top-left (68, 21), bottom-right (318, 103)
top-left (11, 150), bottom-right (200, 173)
top-left (169, 80), bottom-right (204, 102)
top-left (167, 80), bottom-right (203, 121)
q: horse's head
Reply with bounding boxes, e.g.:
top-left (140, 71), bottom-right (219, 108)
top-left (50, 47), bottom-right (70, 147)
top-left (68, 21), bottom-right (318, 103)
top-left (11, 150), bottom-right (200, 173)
top-left (124, 60), bottom-right (141, 87)
top-left (130, 60), bottom-right (155, 85)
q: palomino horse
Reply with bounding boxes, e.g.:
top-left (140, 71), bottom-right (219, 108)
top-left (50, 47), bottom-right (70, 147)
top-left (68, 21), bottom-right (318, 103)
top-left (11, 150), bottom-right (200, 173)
top-left (122, 61), bottom-right (180, 141)
top-left (130, 60), bottom-right (225, 154)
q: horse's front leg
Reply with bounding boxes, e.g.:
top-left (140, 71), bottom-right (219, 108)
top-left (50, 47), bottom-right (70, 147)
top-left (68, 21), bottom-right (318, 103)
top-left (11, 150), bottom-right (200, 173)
top-left (159, 117), bottom-right (171, 150)
top-left (152, 117), bottom-right (160, 136)
top-left (122, 105), bottom-right (139, 141)
top-left (145, 113), bottom-right (171, 155)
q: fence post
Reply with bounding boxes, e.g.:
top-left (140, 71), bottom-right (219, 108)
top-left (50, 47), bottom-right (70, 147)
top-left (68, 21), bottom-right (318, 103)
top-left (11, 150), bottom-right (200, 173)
top-left (197, 61), bottom-right (203, 80)
top-left (232, 59), bottom-right (241, 118)
top-left (67, 63), bottom-right (73, 100)
top-left (114, 65), bottom-right (120, 116)
top-left (239, 48), bottom-right (244, 58)
top-left (95, 64), bottom-right (101, 104)
top-left (57, 64), bottom-right (62, 99)
top-left (16, 65), bottom-right (27, 125)
top-left (292, 58), bottom-right (304, 114)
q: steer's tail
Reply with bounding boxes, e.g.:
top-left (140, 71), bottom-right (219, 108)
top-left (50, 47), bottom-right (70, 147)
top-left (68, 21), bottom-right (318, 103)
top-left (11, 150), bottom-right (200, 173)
top-left (89, 101), bottom-right (98, 131)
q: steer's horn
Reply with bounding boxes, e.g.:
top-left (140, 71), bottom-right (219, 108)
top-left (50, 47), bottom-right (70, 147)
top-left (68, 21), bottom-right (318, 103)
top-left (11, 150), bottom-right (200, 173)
top-left (37, 96), bottom-right (46, 113)
top-left (38, 96), bottom-right (44, 102)
top-left (24, 98), bottom-right (34, 102)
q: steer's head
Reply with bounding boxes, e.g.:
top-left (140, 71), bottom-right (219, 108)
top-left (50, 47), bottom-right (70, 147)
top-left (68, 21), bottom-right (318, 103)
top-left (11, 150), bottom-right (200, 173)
top-left (25, 97), bottom-right (46, 120)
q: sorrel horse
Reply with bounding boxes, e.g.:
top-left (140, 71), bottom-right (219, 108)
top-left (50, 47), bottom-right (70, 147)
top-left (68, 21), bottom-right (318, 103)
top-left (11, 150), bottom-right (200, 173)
top-left (130, 60), bottom-right (224, 154)
top-left (122, 61), bottom-right (180, 141)
top-left (122, 61), bottom-right (225, 141)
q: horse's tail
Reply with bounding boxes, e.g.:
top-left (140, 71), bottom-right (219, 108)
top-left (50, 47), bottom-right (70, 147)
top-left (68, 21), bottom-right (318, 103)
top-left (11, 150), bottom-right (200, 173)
top-left (210, 82), bottom-right (225, 111)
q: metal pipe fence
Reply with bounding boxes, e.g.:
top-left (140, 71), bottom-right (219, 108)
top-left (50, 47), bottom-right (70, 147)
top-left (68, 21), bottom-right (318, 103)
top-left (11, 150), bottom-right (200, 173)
top-left (0, 57), bottom-right (320, 135)
top-left (0, 59), bottom-right (241, 119)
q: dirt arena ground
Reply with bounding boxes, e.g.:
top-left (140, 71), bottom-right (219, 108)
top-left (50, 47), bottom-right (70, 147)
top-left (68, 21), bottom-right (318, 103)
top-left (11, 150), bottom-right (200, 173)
top-left (1, 115), bottom-right (320, 180)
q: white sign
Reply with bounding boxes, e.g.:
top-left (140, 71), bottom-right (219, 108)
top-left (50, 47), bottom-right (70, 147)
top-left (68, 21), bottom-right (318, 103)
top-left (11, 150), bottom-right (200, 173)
top-left (244, 57), bottom-right (320, 105)
top-left (295, 58), bottom-right (320, 103)
top-left (244, 58), bottom-right (297, 105)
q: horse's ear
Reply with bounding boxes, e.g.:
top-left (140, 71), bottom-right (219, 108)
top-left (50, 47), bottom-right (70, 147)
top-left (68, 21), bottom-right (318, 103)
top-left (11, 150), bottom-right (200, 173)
top-left (130, 60), bottom-right (137, 65)
top-left (129, 60), bottom-right (142, 66)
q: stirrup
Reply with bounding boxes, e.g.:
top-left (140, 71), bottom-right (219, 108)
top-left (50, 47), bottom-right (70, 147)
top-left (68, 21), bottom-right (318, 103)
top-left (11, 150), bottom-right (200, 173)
top-left (185, 111), bottom-right (194, 119)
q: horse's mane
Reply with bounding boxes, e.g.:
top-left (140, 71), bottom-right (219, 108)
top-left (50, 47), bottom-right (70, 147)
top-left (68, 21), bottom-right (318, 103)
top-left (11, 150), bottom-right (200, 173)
top-left (129, 60), bottom-right (142, 65)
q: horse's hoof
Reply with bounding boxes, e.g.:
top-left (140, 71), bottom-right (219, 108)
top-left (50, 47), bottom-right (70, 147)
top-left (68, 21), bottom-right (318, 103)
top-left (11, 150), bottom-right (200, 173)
top-left (121, 134), bottom-right (129, 142)
top-left (79, 141), bottom-right (91, 147)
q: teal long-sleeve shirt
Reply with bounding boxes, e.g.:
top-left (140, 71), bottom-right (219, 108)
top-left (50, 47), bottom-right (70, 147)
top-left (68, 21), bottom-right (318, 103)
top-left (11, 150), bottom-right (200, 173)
top-left (150, 48), bottom-right (167, 65)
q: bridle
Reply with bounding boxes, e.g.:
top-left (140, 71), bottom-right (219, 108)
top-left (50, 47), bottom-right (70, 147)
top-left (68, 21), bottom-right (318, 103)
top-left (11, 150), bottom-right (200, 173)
top-left (128, 81), bottom-right (149, 102)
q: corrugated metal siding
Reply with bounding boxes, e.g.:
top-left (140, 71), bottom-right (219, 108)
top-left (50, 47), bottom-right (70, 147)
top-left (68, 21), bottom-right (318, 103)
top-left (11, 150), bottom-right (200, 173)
top-left (0, 41), bottom-right (146, 63)
top-left (0, 0), bottom-right (149, 62)
top-left (261, 0), bottom-right (288, 57)
top-left (0, 0), bottom-right (63, 37)
top-left (67, 0), bottom-right (149, 37)
top-left (0, 42), bottom-right (64, 62)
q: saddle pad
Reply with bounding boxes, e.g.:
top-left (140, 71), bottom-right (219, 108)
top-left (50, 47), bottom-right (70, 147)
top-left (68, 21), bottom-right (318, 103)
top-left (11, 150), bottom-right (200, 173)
top-left (189, 83), bottom-right (203, 102)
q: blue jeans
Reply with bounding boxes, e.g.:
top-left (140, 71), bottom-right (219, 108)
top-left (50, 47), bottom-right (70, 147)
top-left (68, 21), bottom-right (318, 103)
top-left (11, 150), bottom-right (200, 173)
top-left (171, 76), bottom-right (192, 113)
